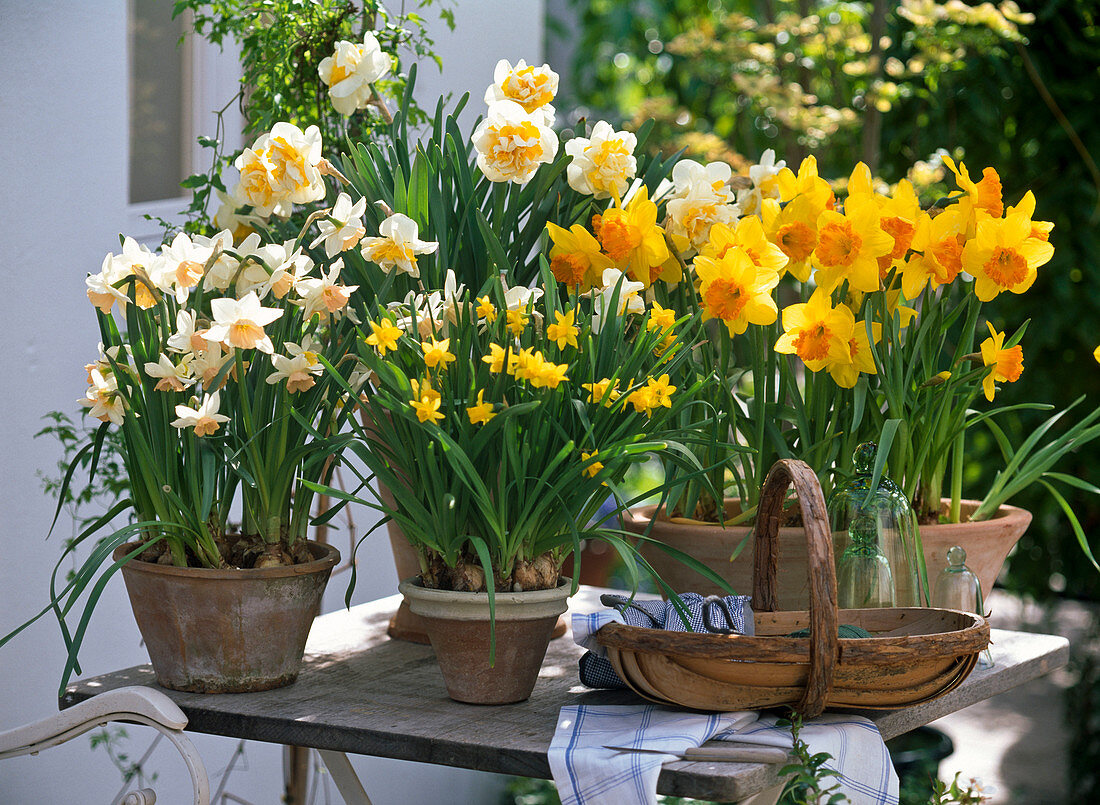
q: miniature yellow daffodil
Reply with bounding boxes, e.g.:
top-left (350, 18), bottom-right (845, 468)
top-left (483, 343), bottom-right (508, 373)
top-left (476, 295), bottom-right (498, 323)
top-left (646, 301), bottom-right (677, 333)
top-left (581, 451), bottom-right (605, 478)
top-left (546, 309), bottom-right (580, 349)
top-left (409, 378), bottom-right (444, 424)
top-left (365, 318), bottom-right (403, 355)
top-left (466, 390), bottom-right (496, 425)
top-left (421, 337), bottom-right (456, 370)
top-left (506, 307), bottom-right (529, 336)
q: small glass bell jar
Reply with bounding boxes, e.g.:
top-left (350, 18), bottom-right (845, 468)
top-left (829, 442), bottom-right (924, 607)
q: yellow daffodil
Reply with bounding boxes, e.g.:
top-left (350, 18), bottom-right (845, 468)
top-left (476, 295), bottom-right (498, 323)
top-left (979, 322), bottom-right (1024, 401)
top-left (466, 390), bottom-right (496, 425)
top-left (942, 155), bottom-right (1003, 233)
top-left (694, 247), bottom-right (780, 336)
top-left (700, 217), bottom-right (789, 279)
top-left (582, 378), bottom-right (622, 406)
top-left (506, 308), bottom-right (529, 336)
top-left (1007, 191), bottom-right (1054, 243)
top-left (421, 337), bottom-right (456, 370)
top-left (625, 385), bottom-right (657, 416)
top-left (812, 197), bottom-right (895, 293)
top-left (545, 222), bottom-right (615, 291)
top-left (961, 211), bottom-right (1055, 301)
top-left (900, 208), bottom-right (966, 300)
top-left (762, 196), bottom-right (819, 283)
top-left (483, 343), bottom-right (508, 373)
top-left (1094, 345), bottom-right (1100, 364)
top-left (777, 155), bottom-right (835, 208)
top-left (529, 354), bottom-right (570, 389)
top-left (646, 301), bottom-right (677, 333)
top-left (845, 161), bottom-right (878, 199)
top-left (828, 320), bottom-right (882, 389)
top-left (594, 187), bottom-right (670, 287)
top-left (875, 179), bottom-right (921, 277)
top-left (365, 318), bottom-right (402, 355)
top-left (774, 288), bottom-right (855, 372)
top-left (409, 379), bottom-right (444, 424)
top-left (546, 309), bottom-right (580, 349)
top-left (883, 288), bottom-right (919, 328)
top-left (581, 450), bottom-right (604, 478)
top-left (646, 374), bottom-right (676, 409)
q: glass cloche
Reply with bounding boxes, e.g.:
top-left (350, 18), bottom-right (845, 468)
top-left (829, 442), bottom-right (925, 607)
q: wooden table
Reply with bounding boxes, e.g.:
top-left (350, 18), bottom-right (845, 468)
top-left (62, 587), bottom-right (1070, 803)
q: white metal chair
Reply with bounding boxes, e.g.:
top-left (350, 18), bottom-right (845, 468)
top-left (0, 685), bottom-right (210, 804)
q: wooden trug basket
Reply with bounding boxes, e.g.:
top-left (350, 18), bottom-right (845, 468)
top-left (597, 459), bottom-right (990, 717)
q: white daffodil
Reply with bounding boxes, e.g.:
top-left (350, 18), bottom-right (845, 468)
top-left (668, 159), bottom-right (737, 203)
top-left (190, 341), bottom-right (234, 387)
top-left (154, 232), bottom-right (217, 304)
top-left (267, 337), bottom-right (323, 394)
top-left (360, 212), bottom-right (438, 278)
top-left (87, 237), bottom-right (158, 312)
top-left (144, 354), bottom-right (195, 393)
top-left (205, 291), bottom-right (284, 354)
top-left (197, 230), bottom-right (242, 291)
top-left (665, 182), bottom-right (740, 252)
top-left (472, 100), bottom-right (559, 185)
top-left (262, 244), bottom-right (315, 300)
top-left (234, 123), bottom-right (325, 212)
top-left (171, 392), bottom-right (230, 437)
top-left (589, 268), bottom-right (645, 334)
top-left (296, 259), bottom-right (359, 321)
top-left (311, 193), bottom-right (368, 258)
top-left (484, 59), bottom-right (559, 123)
top-left (564, 121), bottom-right (637, 199)
top-left (166, 310), bottom-right (208, 355)
top-left (318, 32), bottom-right (390, 116)
top-left (80, 367), bottom-right (125, 425)
top-left (738, 149), bottom-right (786, 217)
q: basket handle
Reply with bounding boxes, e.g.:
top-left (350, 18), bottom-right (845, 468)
top-left (752, 459), bottom-right (838, 718)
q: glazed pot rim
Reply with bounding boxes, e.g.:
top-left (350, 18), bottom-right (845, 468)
top-left (113, 539), bottom-right (340, 580)
top-left (399, 576), bottom-right (571, 622)
top-left (625, 497), bottom-right (1031, 529)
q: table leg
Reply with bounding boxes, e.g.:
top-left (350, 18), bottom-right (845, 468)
top-left (317, 749), bottom-right (374, 805)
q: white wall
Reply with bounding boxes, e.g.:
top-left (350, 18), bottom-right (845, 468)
top-left (0, 2), bottom-right (543, 803)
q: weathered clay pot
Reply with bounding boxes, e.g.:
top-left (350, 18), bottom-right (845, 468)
top-left (399, 577), bottom-right (570, 705)
top-left (627, 498), bottom-right (1031, 609)
top-left (918, 500), bottom-right (1032, 603)
top-left (115, 540), bottom-right (339, 693)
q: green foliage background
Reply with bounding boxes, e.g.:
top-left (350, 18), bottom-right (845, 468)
top-left (556, 0), bottom-right (1100, 601)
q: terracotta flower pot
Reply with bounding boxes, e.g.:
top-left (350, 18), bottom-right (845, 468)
top-left (115, 541), bottom-right (339, 693)
top-left (626, 498), bottom-right (1031, 609)
top-left (398, 577), bottom-right (570, 705)
top-left (626, 500), bottom-right (814, 609)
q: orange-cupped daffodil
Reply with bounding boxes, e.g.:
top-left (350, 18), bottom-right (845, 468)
top-left (545, 222), bottom-right (614, 291)
top-left (961, 211), bottom-right (1055, 301)
top-left (979, 322), bottom-right (1024, 401)
top-left (828, 320), bottom-right (882, 389)
top-left (593, 187), bottom-right (670, 287)
top-left (811, 197), bottom-right (895, 293)
top-left (774, 288), bottom-right (855, 372)
top-left (693, 247), bottom-right (780, 337)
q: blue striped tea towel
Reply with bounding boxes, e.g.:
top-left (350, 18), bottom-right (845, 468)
top-left (548, 705), bottom-right (899, 805)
